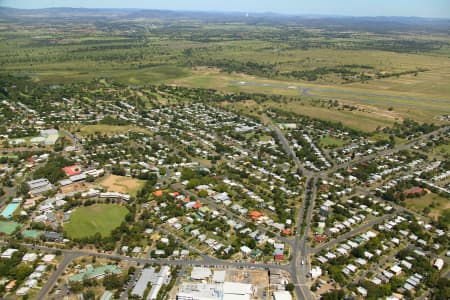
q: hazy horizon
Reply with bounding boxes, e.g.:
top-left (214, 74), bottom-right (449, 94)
top-left (1, 0), bottom-right (450, 18)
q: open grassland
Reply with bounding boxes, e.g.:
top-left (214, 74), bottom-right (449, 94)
top-left (176, 71), bottom-right (449, 126)
top-left (1, 13), bottom-right (449, 133)
top-left (405, 192), bottom-right (450, 219)
top-left (64, 204), bottom-right (128, 239)
top-left (99, 174), bottom-right (145, 197)
top-left (219, 99), bottom-right (396, 132)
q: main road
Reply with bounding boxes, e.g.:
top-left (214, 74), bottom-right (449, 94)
top-left (3, 120), bottom-right (447, 300)
top-left (266, 116), bottom-right (317, 300)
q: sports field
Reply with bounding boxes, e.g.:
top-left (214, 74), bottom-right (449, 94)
top-left (0, 221), bottom-right (21, 235)
top-left (64, 204), bottom-right (128, 239)
top-left (319, 136), bottom-right (347, 148)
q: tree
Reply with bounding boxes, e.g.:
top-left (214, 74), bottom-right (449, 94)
top-left (103, 274), bottom-right (124, 290)
top-left (33, 155), bottom-right (73, 183)
top-left (285, 283), bottom-right (294, 291)
top-left (15, 264), bottom-right (33, 281)
top-left (432, 278), bottom-right (450, 300)
top-left (322, 290), bottom-right (345, 300)
top-left (83, 290), bottom-right (95, 300)
top-left (198, 190), bottom-right (208, 198)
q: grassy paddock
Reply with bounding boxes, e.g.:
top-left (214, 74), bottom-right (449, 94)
top-left (405, 192), bottom-right (450, 219)
top-left (320, 136), bottom-right (347, 148)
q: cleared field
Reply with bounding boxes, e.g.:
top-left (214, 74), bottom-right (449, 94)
top-left (405, 192), bottom-right (450, 219)
top-left (77, 124), bottom-right (150, 136)
top-left (99, 174), bottom-right (145, 197)
top-left (64, 204), bottom-right (128, 239)
top-left (175, 71), bottom-right (449, 127)
top-left (320, 136), bottom-right (347, 148)
top-left (220, 99), bottom-right (393, 132)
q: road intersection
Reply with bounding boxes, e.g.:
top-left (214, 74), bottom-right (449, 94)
top-left (2, 122), bottom-right (447, 300)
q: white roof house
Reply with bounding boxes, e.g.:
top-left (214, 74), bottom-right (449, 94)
top-left (240, 246), bottom-right (252, 255)
top-left (1, 248), bottom-right (18, 259)
top-left (22, 253), bottom-right (38, 262)
top-left (434, 258), bottom-right (444, 270)
top-left (41, 254), bottom-right (55, 262)
top-left (357, 286), bottom-right (368, 297)
top-left (309, 266), bottom-right (322, 279)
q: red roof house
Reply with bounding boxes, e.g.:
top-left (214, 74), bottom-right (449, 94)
top-left (169, 191), bottom-right (180, 198)
top-left (193, 202), bottom-right (203, 209)
top-left (404, 187), bottom-right (424, 196)
top-left (282, 229), bottom-right (292, 235)
top-left (250, 211), bottom-right (264, 220)
top-left (314, 235), bottom-right (326, 243)
top-left (153, 190), bottom-right (163, 197)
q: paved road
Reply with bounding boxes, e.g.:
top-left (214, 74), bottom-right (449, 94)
top-left (324, 126), bottom-right (449, 176)
top-left (296, 177), bottom-right (318, 300)
top-left (353, 246), bottom-right (409, 284)
top-left (0, 241), bottom-right (290, 273)
top-left (267, 116), bottom-right (317, 300)
top-left (311, 212), bottom-right (397, 255)
top-left (288, 177), bottom-right (314, 300)
top-left (267, 120), bottom-right (314, 178)
top-left (35, 252), bottom-right (80, 300)
top-left (60, 128), bottom-right (84, 154)
top-left (120, 268), bottom-right (142, 300)
top-left (2, 119), bottom-right (447, 300)
top-left (172, 183), bottom-right (292, 245)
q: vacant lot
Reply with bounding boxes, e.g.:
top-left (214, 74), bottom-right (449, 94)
top-left (99, 174), bottom-right (145, 197)
top-left (64, 204), bottom-right (128, 239)
top-left (61, 181), bottom-right (95, 194)
top-left (405, 192), bottom-right (450, 219)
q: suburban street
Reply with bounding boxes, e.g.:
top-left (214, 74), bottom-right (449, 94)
top-left (0, 118), bottom-right (447, 300)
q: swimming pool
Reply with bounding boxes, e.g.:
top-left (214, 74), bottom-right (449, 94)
top-left (1, 203), bottom-right (20, 219)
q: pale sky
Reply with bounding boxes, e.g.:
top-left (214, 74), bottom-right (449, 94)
top-left (1, 0), bottom-right (450, 18)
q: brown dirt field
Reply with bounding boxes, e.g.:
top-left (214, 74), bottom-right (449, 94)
top-left (98, 174), bottom-right (145, 196)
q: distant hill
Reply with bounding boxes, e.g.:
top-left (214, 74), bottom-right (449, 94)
top-left (0, 6), bottom-right (449, 33)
